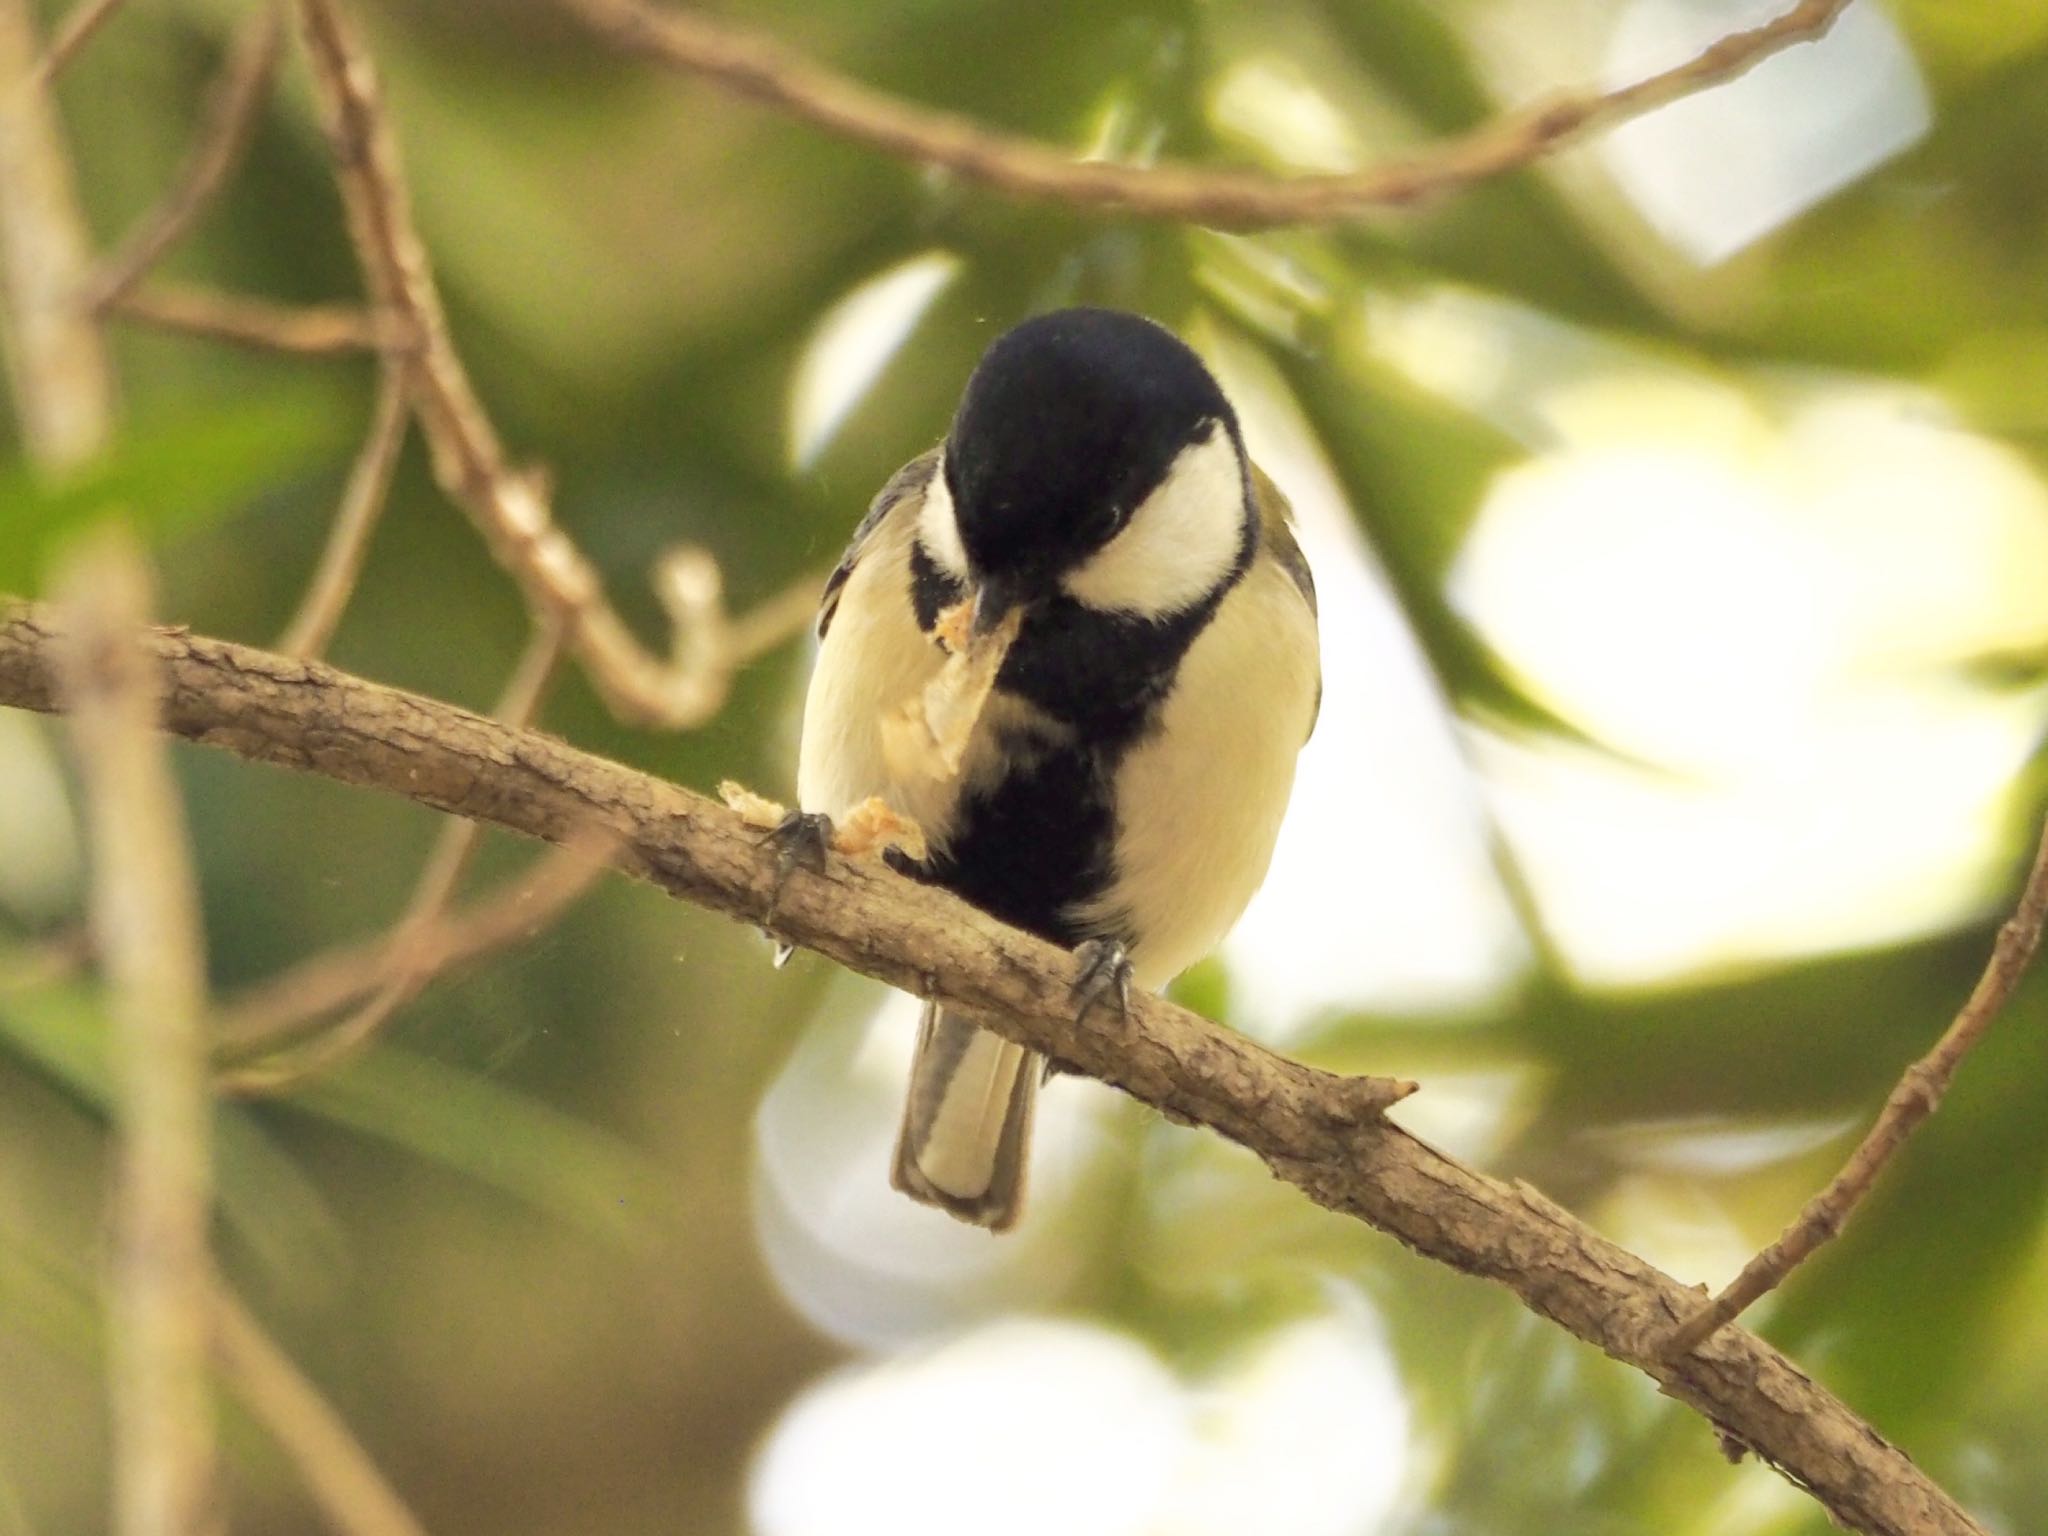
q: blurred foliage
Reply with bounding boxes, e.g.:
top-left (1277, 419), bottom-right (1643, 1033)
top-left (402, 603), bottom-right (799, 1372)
top-left (4, 1), bottom-right (2048, 1534)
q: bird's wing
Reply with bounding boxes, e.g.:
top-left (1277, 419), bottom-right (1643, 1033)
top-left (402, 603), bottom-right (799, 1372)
top-left (817, 448), bottom-right (942, 640)
top-left (1250, 460), bottom-right (1320, 739)
top-left (1251, 460), bottom-right (1316, 618)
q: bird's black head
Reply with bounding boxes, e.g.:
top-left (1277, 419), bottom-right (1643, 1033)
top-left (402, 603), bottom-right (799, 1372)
top-left (942, 308), bottom-right (1241, 620)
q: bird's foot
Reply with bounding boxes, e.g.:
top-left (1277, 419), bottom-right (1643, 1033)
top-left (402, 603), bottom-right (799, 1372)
top-left (763, 809), bottom-right (832, 879)
top-left (758, 809), bottom-right (833, 931)
top-left (1070, 938), bottom-right (1133, 1022)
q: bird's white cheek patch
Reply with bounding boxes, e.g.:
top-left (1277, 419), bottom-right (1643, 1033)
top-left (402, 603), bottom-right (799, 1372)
top-left (1063, 427), bottom-right (1245, 619)
top-left (916, 459), bottom-right (970, 578)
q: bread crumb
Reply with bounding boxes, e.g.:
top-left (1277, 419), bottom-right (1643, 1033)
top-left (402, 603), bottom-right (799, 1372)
top-left (719, 780), bottom-right (787, 829)
top-left (718, 781), bottom-right (927, 862)
top-left (882, 602), bottom-right (1022, 784)
top-left (834, 797), bottom-right (928, 861)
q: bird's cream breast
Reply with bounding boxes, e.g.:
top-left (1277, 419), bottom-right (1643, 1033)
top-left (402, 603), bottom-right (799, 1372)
top-left (797, 510), bottom-right (1058, 850)
top-left (798, 515), bottom-right (946, 828)
top-left (1077, 556), bottom-right (1320, 990)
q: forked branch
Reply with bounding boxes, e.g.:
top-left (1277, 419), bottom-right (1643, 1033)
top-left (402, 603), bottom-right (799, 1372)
top-left (293, 0), bottom-right (821, 730)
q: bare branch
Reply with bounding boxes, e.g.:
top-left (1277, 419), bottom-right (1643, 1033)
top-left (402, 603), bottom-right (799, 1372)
top-left (82, 5), bottom-right (284, 313)
top-left (211, 1288), bottom-right (429, 1536)
top-left (0, 0), bottom-right (114, 465)
top-left (294, 0), bottom-right (818, 729)
top-left (23, 0), bottom-right (127, 90)
top-left (105, 282), bottom-right (394, 356)
top-left (0, 606), bottom-right (1991, 1536)
top-left (558, 0), bottom-right (1854, 230)
top-left (217, 623), bottom-right (585, 1093)
top-left (1667, 815), bottom-right (2048, 1354)
top-left (276, 363), bottom-right (410, 657)
top-left (48, 552), bottom-right (218, 1536)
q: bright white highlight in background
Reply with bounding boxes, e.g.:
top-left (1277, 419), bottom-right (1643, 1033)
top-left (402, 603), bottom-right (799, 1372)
top-left (787, 252), bottom-right (961, 468)
top-left (750, 1309), bottom-right (1410, 1536)
top-left (1452, 381), bottom-right (2048, 985)
top-left (1599, 0), bottom-right (1930, 263)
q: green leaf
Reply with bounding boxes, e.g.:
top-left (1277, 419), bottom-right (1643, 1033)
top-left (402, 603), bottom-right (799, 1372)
top-left (0, 388), bottom-right (345, 596)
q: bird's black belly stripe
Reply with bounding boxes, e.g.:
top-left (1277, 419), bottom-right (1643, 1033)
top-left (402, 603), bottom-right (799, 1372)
top-left (920, 736), bottom-right (1119, 948)
top-left (911, 600), bottom-right (1223, 948)
top-left (996, 595), bottom-right (1212, 744)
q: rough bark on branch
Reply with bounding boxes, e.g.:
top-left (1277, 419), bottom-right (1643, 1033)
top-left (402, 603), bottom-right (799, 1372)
top-left (0, 604), bottom-right (1984, 1536)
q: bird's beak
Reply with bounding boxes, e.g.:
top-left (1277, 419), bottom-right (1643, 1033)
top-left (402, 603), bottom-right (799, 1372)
top-left (970, 573), bottom-right (1028, 639)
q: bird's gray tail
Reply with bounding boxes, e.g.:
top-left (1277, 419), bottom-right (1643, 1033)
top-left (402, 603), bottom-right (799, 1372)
top-left (891, 1004), bottom-right (1038, 1231)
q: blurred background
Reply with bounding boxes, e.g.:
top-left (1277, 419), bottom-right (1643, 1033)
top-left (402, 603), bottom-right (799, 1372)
top-left (4, 0), bottom-right (2048, 1531)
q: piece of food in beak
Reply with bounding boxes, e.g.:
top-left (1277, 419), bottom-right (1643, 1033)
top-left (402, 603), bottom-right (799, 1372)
top-left (882, 597), bottom-right (1023, 783)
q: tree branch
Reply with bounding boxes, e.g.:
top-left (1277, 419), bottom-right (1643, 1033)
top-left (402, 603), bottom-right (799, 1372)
top-left (211, 1288), bottom-right (429, 1536)
top-left (105, 283), bottom-right (394, 355)
top-left (293, 0), bottom-right (818, 730)
top-left (276, 361), bottom-right (410, 658)
top-left (0, 603), bottom-right (1987, 1536)
top-left (0, 0), bottom-right (114, 465)
top-left (24, 0), bottom-right (128, 88)
top-left (1667, 814), bottom-right (2048, 1354)
top-left (557, 0), bottom-right (1854, 230)
top-left (49, 555), bottom-right (219, 1536)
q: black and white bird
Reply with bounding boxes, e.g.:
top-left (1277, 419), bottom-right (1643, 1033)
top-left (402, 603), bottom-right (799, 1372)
top-left (795, 307), bottom-right (1320, 1230)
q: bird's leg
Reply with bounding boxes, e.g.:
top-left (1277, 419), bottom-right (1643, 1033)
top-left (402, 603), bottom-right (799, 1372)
top-left (759, 810), bottom-right (833, 956)
top-left (1070, 938), bottom-right (1134, 1022)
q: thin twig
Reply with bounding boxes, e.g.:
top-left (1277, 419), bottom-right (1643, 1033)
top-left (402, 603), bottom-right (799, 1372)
top-left (215, 838), bottom-right (609, 1095)
top-left (82, 5), bottom-right (284, 313)
top-left (295, 0), bottom-right (821, 729)
top-left (23, 0), bottom-right (127, 90)
top-left (0, 608), bottom-right (1990, 1536)
top-left (1666, 816), bottom-right (2048, 1355)
top-left (276, 363), bottom-right (410, 656)
top-left (50, 544), bottom-right (219, 1536)
top-left (559, 0), bottom-right (1855, 230)
top-left (106, 282), bottom-right (394, 356)
top-left (215, 622), bottom-right (578, 1092)
top-left (211, 1288), bottom-right (429, 1536)
top-left (213, 839), bottom-right (610, 1052)
top-left (0, 0), bottom-right (114, 465)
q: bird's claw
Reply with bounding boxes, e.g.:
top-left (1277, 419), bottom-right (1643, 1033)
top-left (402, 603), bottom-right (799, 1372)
top-left (1070, 938), bottom-right (1133, 1022)
top-left (760, 810), bottom-right (832, 922)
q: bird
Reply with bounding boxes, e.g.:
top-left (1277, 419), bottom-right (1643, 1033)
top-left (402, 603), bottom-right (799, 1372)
top-left (791, 306), bottom-right (1320, 1231)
